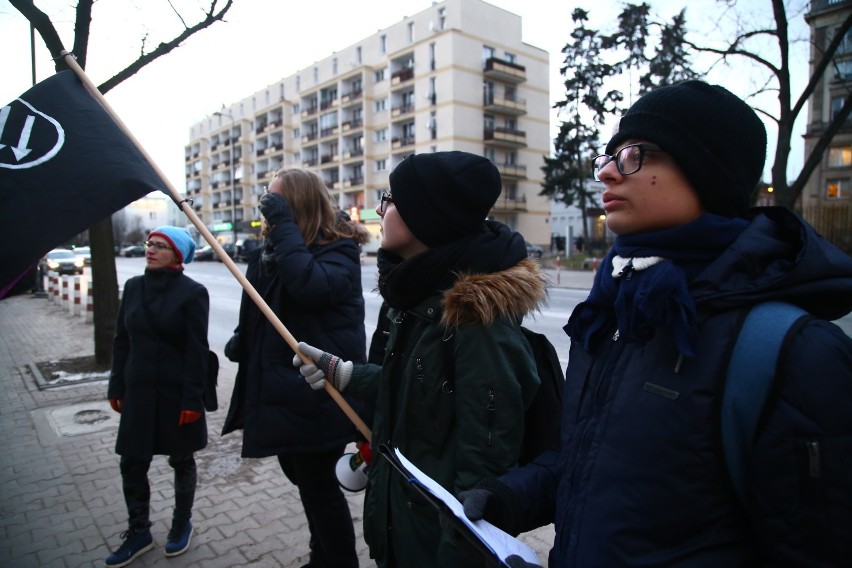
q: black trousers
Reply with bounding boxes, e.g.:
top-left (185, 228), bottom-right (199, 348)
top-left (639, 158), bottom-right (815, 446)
top-left (120, 454), bottom-right (196, 532)
top-left (278, 447), bottom-right (358, 568)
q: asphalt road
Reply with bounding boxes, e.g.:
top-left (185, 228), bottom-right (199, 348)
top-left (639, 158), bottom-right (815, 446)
top-left (114, 256), bottom-right (852, 364)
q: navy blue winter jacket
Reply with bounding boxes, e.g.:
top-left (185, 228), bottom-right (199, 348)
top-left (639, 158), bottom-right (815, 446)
top-left (221, 218), bottom-right (367, 456)
top-left (496, 208), bottom-right (852, 567)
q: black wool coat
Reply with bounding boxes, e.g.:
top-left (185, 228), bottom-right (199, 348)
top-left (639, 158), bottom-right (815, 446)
top-left (108, 268), bottom-right (210, 459)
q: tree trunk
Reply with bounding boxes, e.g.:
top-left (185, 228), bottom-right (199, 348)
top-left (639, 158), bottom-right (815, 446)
top-left (90, 217), bottom-right (119, 365)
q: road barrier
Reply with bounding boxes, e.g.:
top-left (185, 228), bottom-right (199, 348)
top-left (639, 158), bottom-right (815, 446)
top-left (44, 271), bottom-right (93, 323)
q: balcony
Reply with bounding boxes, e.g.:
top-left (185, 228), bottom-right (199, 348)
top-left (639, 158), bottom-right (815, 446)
top-left (341, 119), bottom-right (363, 132)
top-left (320, 127), bottom-right (339, 138)
top-left (495, 163), bottom-right (527, 180)
top-left (484, 57), bottom-right (526, 84)
top-left (321, 154), bottom-right (338, 164)
top-left (302, 132), bottom-right (319, 144)
top-left (341, 89), bottom-right (363, 104)
top-left (320, 98), bottom-right (339, 111)
top-left (343, 148), bottom-right (364, 159)
top-left (392, 136), bottom-right (416, 149)
top-left (490, 194), bottom-right (527, 213)
top-left (301, 105), bottom-right (319, 118)
top-left (302, 159), bottom-right (318, 168)
top-left (391, 103), bottom-right (415, 118)
top-left (391, 68), bottom-right (414, 85)
top-left (484, 94), bottom-right (527, 116)
top-left (484, 127), bottom-right (527, 148)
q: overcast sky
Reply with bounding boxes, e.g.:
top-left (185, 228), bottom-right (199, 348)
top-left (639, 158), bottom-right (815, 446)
top-left (1, 0), bottom-right (810, 194)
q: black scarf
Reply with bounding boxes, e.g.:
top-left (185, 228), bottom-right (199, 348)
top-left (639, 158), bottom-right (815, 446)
top-left (564, 213), bottom-right (748, 357)
top-left (377, 220), bottom-right (527, 311)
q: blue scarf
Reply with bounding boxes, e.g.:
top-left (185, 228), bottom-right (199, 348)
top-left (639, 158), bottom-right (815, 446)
top-left (564, 214), bottom-right (748, 357)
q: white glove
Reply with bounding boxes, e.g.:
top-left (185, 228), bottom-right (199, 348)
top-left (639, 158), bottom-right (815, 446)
top-left (293, 342), bottom-right (353, 391)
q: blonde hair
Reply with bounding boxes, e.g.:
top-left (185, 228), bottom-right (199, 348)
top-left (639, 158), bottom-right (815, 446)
top-left (271, 168), bottom-right (369, 245)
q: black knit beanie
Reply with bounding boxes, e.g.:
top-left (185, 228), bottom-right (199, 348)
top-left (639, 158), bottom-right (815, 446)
top-left (605, 80), bottom-right (767, 217)
top-left (389, 151), bottom-right (502, 247)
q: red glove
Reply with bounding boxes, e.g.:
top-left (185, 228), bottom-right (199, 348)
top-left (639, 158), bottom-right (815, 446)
top-left (178, 410), bottom-right (202, 426)
top-left (109, 399), bottom-right (123, 413)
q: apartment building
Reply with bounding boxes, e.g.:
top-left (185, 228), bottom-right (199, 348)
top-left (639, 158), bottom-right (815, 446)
top-left (802, 0), bottom-right (852, 253)
top-left (184, 0), bottom-right (550, 252)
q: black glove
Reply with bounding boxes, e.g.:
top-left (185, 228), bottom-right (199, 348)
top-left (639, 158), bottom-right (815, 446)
top-left (224, 332), bottom-right (240, 362)
top-left (505, 555), bottom-right (543, 568)
top-left (258, 192), bottom-right (294, 225)
top-left (458, 487), bottom-right (512, 532)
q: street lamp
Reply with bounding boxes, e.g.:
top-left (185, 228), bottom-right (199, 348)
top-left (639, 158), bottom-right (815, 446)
top-left (213, 110), bottom-right (239, 245)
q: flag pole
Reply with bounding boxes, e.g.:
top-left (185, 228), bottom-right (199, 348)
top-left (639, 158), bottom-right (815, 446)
top-left (59, 51), bottom-right (372, 442)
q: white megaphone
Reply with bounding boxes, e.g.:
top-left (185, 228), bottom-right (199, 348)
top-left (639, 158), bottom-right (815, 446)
top-left (335, 445), bottom-right (369, 492)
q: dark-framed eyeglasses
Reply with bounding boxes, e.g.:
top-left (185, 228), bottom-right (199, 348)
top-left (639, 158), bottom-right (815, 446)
top-left (144, 240), bottom-right (172, 251)
top-left (593, 143), bottom-right (663, 181)
top-left (379, 191), bottom-right (394, 214)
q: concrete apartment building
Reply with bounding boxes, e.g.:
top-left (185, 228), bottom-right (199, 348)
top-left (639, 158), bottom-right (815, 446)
top-left (802, 0), bottom-right (852, 253)
top-left (184, 0), bottom-right (550, 253)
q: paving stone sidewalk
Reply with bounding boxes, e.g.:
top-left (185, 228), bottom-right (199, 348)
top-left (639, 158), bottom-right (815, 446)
top-left (0, 294), bottom-right (555, 567)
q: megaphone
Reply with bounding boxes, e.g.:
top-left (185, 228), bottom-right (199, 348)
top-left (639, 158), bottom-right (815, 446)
top-left (336, 442), bottom-right (372, 492)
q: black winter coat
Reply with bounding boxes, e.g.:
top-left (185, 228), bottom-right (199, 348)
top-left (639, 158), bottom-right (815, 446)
top-left (108, 269), bottom-right (210, 459)
top-left (498, 208), bottom-right (852, 567)
top-left (221, 218), bottom-right (367, 456)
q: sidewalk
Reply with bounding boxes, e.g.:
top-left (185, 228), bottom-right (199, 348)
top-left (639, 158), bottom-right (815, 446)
top-left (0, 290), bottom-right (558, 567)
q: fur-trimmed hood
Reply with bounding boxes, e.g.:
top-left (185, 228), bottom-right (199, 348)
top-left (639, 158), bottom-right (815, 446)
top-left (441, 258), bottom-right (547, 328)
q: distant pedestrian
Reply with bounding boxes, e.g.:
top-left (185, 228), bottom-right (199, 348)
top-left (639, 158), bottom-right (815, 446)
top-left (106, 226), bottom-right (210, 567)
top-left (221, 167), bottom-right (370, 567)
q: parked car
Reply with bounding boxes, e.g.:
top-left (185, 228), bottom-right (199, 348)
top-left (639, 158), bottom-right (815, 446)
top-left (40, 249), bottom-right (84, 275)
top-left (120, 245), bottom-right (145, 257)
top-left (235, 238), bottom-right (261, 262)
top-left (216, 243), bottom-right (236, 261)
top-left (526, 241), bottom-right (544, 259)
top-left (73, 246), bottom-right (91, 265)
top-left (194, 245), bottom-right (215, 261)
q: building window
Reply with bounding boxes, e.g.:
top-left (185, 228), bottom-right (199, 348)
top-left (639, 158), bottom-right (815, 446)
top-left (837, 28), bottom-right (852, 55)
top-left (380, 34), bottom-right (387, 54)
top-left (429, 111), bottom-right (437, 140)
top-left (429, 77), bottom-right (437, 104)
top-left (835, 59), bottom-right (852, 81)
top-left (826, 178), bottom-right (851, 199)
top-left (356, 46), bottom-right (362, 64)
top-left (376, 159), bottom-right (387, 171)
top-left (313, 67), bottom-right (319, 83)
top-left (438, 7), bottom-right (446, 30)
top-left (333, 57), bottom-right (338, 75)
top-left (374, 67), bottom-right (387, 83)
top-left (375, 98), bottom-right (387, 112)
top-left (504, 52), bottom-right (517, 64)
top-left (828, 146), bottom-right (852, 167)
top-left (831, 95), bottom-right (846, 119)
top-left (430, 42), bottom-right (436, 71)
top-left (375, 128), bottom-right (388, 142)
top-left (408, 22), bottom-right (415, 43)
top-left (483, 45), bottom-right (495, 61)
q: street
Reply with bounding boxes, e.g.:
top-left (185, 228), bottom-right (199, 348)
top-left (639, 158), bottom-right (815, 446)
top-left (114, 256), bottom-right (590, 367)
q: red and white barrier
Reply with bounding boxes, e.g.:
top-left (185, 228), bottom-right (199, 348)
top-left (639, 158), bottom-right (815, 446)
top-left (85, 282), bottom-right (94, 323)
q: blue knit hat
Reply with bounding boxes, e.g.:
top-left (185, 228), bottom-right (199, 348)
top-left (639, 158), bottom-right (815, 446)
top-left (148, 226), bottom-right (195, 264)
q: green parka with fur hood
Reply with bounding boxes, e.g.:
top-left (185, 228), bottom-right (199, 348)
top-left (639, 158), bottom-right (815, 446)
top-left (348, 257), bottom-right (546, 567)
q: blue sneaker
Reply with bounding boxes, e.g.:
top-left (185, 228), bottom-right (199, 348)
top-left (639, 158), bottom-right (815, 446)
top-left (164, 521), bottom-right (193, 557)
top-left (105, 530), bottom-right (153, 567)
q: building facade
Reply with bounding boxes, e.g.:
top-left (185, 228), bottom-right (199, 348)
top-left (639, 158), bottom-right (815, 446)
top-left (802, 0), bottom-right (852, 253)
top-left (184, 0), bottom-right (550, 252)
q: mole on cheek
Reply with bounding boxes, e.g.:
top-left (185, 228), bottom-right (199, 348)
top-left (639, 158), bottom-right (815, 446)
top-left (651, 176), bottom-right (657, 185)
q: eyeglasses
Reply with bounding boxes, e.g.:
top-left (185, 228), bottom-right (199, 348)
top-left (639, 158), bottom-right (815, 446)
top-left (379, 191), bottom-right (394, 214)
top-left (592, 143), bottom-right (663, 181)
top-left (144, 240), bottom-right (172, 251)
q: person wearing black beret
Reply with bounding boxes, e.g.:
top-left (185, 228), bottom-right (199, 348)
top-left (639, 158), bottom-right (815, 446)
top-left (457, 81), bottom-right (852, 567)
top-left (296, 151), bottom-right (548, 567)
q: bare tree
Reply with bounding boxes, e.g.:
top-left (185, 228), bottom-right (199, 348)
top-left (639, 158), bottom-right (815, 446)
top-left (10, 0), bottom-right (234, 364)
top-left (685, 0), bottom-right (852, 208)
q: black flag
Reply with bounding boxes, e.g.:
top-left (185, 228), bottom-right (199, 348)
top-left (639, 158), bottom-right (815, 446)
top-left (0, 70), bottom-right (167, 296)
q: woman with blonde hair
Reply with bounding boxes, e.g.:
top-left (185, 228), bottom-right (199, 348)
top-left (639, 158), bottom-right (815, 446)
top-left (222, 168), bottom-right (369, 567)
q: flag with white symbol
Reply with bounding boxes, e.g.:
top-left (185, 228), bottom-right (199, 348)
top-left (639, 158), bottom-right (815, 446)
top-left (0, 70), bottom-right (167, 296)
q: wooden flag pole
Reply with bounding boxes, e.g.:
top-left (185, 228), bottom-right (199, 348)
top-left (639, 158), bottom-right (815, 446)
top-left (60, 51), bottom-right (372, 442)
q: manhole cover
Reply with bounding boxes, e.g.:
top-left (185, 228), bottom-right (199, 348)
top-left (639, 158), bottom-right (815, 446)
top-left (45, 401), bottom-right (120, 437)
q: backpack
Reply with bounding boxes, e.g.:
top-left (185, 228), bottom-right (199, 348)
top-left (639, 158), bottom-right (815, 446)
top-left (722, 301), bottom-right (808, 503)
top-left (441, 325), bottom-right (564, 465)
